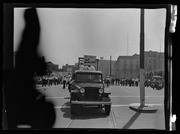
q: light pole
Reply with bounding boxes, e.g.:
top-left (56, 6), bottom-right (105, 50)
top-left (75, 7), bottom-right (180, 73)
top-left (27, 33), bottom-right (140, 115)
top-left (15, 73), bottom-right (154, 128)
top-left (96, 59), bottom-right (99, 71)
top-left (139, 8), bottom-right (145, 107)
top-left (110, 55), bottom-right (112, 77)
top-left (130, 8), bottom-right (157, 112)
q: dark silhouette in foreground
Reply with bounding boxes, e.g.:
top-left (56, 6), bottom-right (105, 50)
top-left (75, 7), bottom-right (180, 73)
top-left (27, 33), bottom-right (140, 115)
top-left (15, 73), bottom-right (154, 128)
top-left (6, 8), bottom-right (55, 129)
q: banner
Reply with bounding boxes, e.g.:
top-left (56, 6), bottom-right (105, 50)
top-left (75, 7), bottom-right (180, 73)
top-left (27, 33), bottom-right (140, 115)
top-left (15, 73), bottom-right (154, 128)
top-left (84, 55), bottom-right (96, 66)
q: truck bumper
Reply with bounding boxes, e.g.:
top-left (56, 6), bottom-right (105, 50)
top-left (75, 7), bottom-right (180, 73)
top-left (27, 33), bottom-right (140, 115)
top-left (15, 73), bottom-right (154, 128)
top-left (71, 101), bottom-right (112, 105)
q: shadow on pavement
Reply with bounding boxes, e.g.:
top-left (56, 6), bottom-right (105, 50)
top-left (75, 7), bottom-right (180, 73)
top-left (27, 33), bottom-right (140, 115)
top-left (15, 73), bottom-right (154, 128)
top-left (60, 103), bottom-right (107, 120)
top-left (72, 107), bottom-right (107, 120)
top-left (122, 111), bottom-right (141, 129)
top-left (64, 97), bottom-right (70, 99)
top-left (122, 105), bottom-right (147, 129)
top-left (62, 101), bottom-right (70, 106)
top-left (122, 106), bottom-right (163, 129)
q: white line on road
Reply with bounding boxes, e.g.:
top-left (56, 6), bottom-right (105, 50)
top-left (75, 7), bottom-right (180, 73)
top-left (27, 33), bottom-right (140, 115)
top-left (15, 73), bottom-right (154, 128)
top-left (110, 107), bottom-right (117, 128)
top-left (54, 103), bottom-right (163, 109)
top-left (46, 96), bottom-right (164, 99)
top-left (46, 96), bottom-right (69, 99)
top-left (54, 106), bottom-right (70, 109)
top-left (66, 119), bottom-right (73, 128)
top-left (112, 104), bottom-right (163, 107)
top-left (110, 96), bottom-right (164, 98)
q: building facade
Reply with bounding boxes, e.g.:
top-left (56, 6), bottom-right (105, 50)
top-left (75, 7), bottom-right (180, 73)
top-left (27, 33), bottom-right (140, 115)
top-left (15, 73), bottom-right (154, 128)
top-left (77, 56), bottom-right (116, 78)
top-left (115, 51), bottom-right (164, 79)
top-left (144, 51), bottom-right (164, 74)
top-left (115, 55), bottom-right (139, 79)
top-left (95, 58), bottom-right (116, 78)
top-left (62, 64), bottom-right (79, 75)
top-left (46, 61), bottom-right (59, 72)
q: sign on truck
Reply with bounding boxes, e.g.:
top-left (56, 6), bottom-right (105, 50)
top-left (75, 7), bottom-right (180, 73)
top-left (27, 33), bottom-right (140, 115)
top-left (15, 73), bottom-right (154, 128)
top-left (84, 55), bottom-right (96, 66)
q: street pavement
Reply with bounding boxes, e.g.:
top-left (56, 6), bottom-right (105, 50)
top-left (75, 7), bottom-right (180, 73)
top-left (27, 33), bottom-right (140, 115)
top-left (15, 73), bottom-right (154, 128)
top-left (36, 84), bottom-right (165, 129)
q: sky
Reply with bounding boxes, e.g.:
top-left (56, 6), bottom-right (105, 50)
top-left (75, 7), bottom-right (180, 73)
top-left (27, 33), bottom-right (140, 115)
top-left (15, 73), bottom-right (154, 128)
top-left (14, 8), bottom-right (166, 68)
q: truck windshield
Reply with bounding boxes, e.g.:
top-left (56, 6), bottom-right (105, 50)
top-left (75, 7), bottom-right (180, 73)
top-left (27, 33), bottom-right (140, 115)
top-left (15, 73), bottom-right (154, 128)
top-left (76, 73), bottom-right (102, 83)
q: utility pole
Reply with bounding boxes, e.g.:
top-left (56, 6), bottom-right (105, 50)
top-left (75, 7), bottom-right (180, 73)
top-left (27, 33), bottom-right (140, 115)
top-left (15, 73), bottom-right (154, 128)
top-left (110, 56), bottom-right (112, 77)
top-left (127, 33), bottom-right (129, 56)
top-left (130, 8), bottom-right (157, 112)
top-left (140, 8), bottom-right (145, 107)
top-left (96, 59), bottom-right (99, 70)
top-left (159, 39), bottom-right (162, 76)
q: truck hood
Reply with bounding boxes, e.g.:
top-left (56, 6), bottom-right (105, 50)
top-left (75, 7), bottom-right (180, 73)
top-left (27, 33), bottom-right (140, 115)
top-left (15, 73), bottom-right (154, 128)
top-left (77, 83), bottom-right (103, 88)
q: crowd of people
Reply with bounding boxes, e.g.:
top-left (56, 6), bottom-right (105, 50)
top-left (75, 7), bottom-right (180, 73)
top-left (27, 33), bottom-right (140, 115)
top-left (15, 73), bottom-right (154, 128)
top-left (104, 77), bottom-right (140, 87)
top-left (34, 74), bottom-right (164, 90)
top-left (34, 75), bottom-right (71, 88)
top-left (34, 76), bottom-right (60, 87)
top-left (34, 75), bottom-right (140, 88)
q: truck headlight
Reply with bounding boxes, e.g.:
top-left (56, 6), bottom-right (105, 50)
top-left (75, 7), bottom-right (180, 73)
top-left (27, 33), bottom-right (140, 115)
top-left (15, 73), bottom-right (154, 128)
top-left (99, 88), bottom-right (103, 94)
top-left (80, 88), bottom-right (85, 93)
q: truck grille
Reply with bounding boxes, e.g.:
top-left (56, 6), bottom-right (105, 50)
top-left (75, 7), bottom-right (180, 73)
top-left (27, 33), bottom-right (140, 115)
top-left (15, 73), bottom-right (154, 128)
top-left (84, 88), bottom-right (99, 101)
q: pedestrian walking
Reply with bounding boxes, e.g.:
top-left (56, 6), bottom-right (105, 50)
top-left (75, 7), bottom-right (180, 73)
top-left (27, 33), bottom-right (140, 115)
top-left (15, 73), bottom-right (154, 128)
top-left (62, 76), bottom-right (67, 89)
top-left (135, 78), bottom-right (139, 87)
top-left (111, 78), bottom-right (114, 86)
top-left (117, 78), bottom-right (120, 86)
top-left (106, 76), bottom-right (110, 87)
top-left (66, 75), bottom-right (71, 87)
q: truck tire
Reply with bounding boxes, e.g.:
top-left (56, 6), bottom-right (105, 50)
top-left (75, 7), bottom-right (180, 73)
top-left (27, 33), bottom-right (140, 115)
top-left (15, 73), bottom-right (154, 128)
top-left (105, 105), bottom-right (111, 116)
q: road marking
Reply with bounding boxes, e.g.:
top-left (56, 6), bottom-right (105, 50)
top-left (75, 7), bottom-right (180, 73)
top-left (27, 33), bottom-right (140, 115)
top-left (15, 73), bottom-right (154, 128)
top-left (46, 96), bottom-right (164, 99)
top-left (110, 107), bottom-right (117, 128)
top-left (46, 96), bottom-right (69, 99)
top-left (111, 104), bottom-right (163, 107)
top-left (54, 103), bottom-right (163, 109)
top-left (110, 96), bottom-right (164, 98)
top-left (112, 104), bottom-right (131, 107)
top-left (17, 125), bottom-right (32, 128)
top-left (66, 119), bottom-right (74, 128)
top-left (54, 106), bottom-right (70, 109)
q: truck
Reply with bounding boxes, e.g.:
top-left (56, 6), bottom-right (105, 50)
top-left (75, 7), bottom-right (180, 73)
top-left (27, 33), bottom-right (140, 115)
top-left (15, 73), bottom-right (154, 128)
top-left (69, 66), bottom-right (112, 116)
